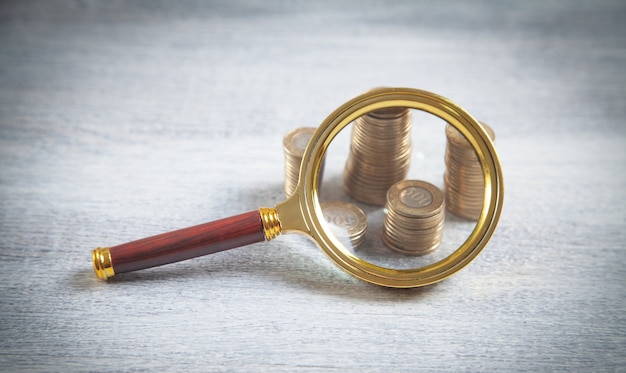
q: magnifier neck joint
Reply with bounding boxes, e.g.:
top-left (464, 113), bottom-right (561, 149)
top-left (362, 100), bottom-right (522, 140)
top-left (259, 207), bottom-right (281, 241)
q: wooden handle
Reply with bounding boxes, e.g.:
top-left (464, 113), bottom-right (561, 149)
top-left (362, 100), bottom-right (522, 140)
top-left (93, 210), bottom-right (267, 279)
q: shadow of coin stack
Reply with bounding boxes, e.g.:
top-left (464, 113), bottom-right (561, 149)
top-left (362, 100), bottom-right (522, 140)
top-left (444, 122), bottom-right (496, 220)
top-left (344, 107), bottom-right (412, 206)
top-left (382, 180), bottom-right (445, 255)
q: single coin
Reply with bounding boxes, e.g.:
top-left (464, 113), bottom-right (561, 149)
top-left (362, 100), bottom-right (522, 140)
top-left (321, 201), bottom-right (368, 248)
top-left (386, 180), bottom-right (444, 218)
top-left (445, 122), bottom-right (495, 148)
top-left (284, 127), bottom-right (316, 157)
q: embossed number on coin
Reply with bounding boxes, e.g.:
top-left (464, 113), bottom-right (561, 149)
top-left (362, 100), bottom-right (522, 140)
top-left (323, 208), bottom-right (357, 229)
top-left (400, 186), bottom-right (433, 208)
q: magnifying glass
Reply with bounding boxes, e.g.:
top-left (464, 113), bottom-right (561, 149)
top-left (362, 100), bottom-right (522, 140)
top-left (92, 87), bottom-right (504, 288)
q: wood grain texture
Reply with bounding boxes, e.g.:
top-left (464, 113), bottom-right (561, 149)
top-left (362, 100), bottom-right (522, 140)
top-left (110, 210), bottom-right (265, 274)
top-left (0, 1), bottom-right (625, 372)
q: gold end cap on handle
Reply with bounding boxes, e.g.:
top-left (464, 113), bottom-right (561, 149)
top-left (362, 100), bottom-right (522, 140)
top-left (92, 247), bottom-right (115, 280)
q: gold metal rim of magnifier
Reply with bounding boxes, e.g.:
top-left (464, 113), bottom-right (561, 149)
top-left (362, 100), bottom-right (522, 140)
top-left (275, 87), bottom-right (504, 288)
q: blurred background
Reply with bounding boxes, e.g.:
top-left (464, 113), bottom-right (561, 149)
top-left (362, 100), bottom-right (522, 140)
top-left (1, 1), bottom-right (624, 371)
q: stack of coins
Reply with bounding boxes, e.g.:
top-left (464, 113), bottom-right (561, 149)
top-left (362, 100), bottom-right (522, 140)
top-left (382, 180), bottom-right (445, 255)
top-left (444, 122), bottom-right (496, 220)
top-left (344, 107), bottom-right (412, 206)
top-left (321, 201), bottom-right (367, 249)
top-left (283, 127), bottom-right (318, 198)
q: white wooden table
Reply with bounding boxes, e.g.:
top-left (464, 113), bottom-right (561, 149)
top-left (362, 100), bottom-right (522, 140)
top-left (1, 1), bottom-right (624, 371)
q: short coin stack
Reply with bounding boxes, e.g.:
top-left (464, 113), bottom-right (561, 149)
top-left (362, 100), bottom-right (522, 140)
top-left (344, 107), bottom-right (412, 206)
top-left (444, 122), bottom-right (496, 220)
top-left (382, 180), bottom-right (445, 255)
top-left (321, 201), bottom-right (367, 249)
top-left (283, 127), bottom-right (318, 198)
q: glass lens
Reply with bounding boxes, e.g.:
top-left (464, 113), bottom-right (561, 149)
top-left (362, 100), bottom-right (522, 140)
top-left (316, 108), bottom-right (481, 271)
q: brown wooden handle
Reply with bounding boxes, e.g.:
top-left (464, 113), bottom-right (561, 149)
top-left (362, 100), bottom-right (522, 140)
top-left (103, 210), bottom-right (266, 276)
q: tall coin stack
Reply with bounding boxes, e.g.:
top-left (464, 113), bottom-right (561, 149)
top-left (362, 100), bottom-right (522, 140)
top-left (283, 127), bottom-right (318, 198)
top-left (444, 122), bottom-right (496, 220)
top-left (344, 107), bottom-right (412, 206)
top-left (321, 201), bottom-right (367, 249)
top-left (382, 180), bottom-right (445, 255)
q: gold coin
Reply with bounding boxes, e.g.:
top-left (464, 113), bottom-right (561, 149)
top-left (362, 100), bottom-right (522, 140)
top-left (283, 127), bottom-right (322, 198)
top-left (344, 95), bottom-right (412, 206)
top-left (444, 122), bottom-right (496, 220)
top-left (386, 180), bottom-right (444, 218)
top-left (381, 180), bottom-right (445, 255)
top-left (283, 127), bottom-right (316, 157)
top-left (445, 122), bottom-right (495, 148)
top-left (384, 208), bottom-right (444, 231)
top-left (321, 201), bottom-right (368, 249)
top-left (381, 230), bottom-right (441, 256)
